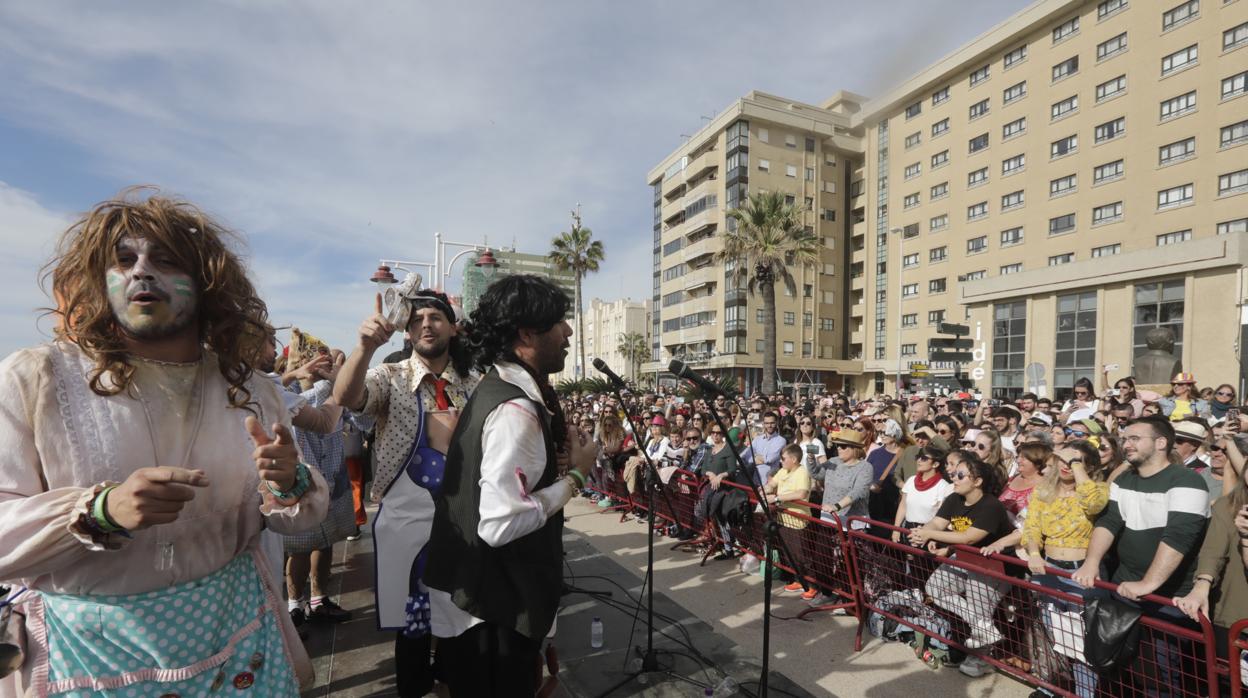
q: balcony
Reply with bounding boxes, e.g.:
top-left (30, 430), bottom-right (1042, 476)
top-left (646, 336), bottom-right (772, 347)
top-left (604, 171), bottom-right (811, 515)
top-left (684, 203), bottom-right (719, 235)
top-left (851, 248), bottom-right (866, 265)
top-left (851, 329), bottom-right (864, 344)
top-left (683, 235), bottom-right (718, 263)
top-left (680, 294), bottom-right (718, 315)
top-left (851, 274), bottom-right (865, 292)
top-left (662, 173), bottom-right (687, 200)
top-left (684, 176), bottom-right (718, 205)
top-left (661, 197), bottom-right (685, 224)
top-left (682, 265), bottom-right (718, 292)
top-left (686, 150), bottom-right (718, 181)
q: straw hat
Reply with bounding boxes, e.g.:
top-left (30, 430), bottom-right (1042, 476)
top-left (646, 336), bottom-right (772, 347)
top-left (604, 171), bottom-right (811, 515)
top-left (1171, 372), bottom-right (1197, 385)
top-left (827, 429), bottom-right (867, 448)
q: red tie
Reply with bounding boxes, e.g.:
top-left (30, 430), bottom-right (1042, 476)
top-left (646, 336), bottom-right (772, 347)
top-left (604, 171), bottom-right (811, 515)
top-left (431, 377), bottom-right (450, 410)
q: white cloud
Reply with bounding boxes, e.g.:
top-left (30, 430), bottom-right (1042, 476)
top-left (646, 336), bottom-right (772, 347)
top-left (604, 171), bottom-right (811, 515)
top-left (0, 183), bottom-right (71, 355)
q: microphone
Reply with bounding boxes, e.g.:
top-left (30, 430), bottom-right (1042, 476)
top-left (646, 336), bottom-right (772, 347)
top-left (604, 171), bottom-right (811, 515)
top-left (592, 358), bottom-right (626, 389)
top-left (668, 359), bottom-right (732, 397)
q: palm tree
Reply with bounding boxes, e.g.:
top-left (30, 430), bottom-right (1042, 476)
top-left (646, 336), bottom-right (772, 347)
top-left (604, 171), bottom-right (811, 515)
top-left (616, 330), bottom-right (648, 383)
top-left (549, 210), bottom-right (604, 379)
top-left (715, 191), bottom-right (820, 395)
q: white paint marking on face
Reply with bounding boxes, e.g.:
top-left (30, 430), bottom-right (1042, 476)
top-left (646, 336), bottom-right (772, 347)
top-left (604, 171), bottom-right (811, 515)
top-left (106, 236), bottom-right (198, 339)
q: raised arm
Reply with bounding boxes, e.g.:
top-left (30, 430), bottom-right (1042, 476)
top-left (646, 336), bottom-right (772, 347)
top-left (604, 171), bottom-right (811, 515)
top-left (334, 293), bottom-right (396, 412)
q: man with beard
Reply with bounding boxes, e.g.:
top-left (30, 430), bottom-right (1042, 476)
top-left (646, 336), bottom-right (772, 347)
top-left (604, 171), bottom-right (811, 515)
top-left (335, 283), bottom-right (477, 697)
top-left (0, 190), bottom-right (329, 695)
top-left (424, 275), bottom-right (596, 697)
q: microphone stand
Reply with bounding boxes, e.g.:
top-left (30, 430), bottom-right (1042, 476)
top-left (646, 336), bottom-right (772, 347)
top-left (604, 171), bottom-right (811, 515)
top-left (595, 374), bottom-right (706, 696)
top-left (705, 398), bottom-right (810, 698)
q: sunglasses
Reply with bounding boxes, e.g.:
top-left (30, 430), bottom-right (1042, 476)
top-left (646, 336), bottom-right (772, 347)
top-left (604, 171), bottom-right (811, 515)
top-left (936, 428), bottom-right (952, 435)
top-left (972, 442), bottom-right (990, 450)
top-left (1217, 391), bottom-right (1235, 397)
top-left (1055, 457), bottom-right (1084, 466)
top-left (1073, 391), bottom-right (1089, 396)
top-left (917, 453), bottom-right (933, 462)
top-left (836, 443), bottom-right (855, 449)
top-left (1115, 385), bottom-right (1131, 390)
top-left (951, 471), bottom-right (972, 481)
top-left (710, 430), bottom-right (724, 435)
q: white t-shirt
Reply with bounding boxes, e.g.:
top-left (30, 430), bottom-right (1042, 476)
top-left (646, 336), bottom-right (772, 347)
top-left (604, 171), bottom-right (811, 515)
top-left (900, 476), bottom-right (956, 525)
top-left (797, 437), bottom-right (826, 461)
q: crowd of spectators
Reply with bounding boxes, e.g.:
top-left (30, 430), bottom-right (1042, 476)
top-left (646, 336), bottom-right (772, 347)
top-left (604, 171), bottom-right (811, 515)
top-left (560, 369), bottom-right (1248, 695)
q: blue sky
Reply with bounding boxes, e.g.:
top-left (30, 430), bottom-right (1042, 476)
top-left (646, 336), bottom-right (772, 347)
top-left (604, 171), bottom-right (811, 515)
top-left (0, 0), bottom-right (1031, 357)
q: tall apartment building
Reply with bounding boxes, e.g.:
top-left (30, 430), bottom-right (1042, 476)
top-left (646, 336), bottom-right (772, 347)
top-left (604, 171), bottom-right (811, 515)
top-left (649, 0), bottom-right (1248, 401)
top-left (645, 91), bottom-right (866, 394)
top-left (553, 297), bottom-right (651, 384)
top-left (460, 248), bottom-right (577, 319)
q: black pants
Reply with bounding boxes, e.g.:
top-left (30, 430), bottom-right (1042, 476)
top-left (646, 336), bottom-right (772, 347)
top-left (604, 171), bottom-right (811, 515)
top-left (437, 621), bottom-right (542, 697)
top-left (394, 632), bottom-right (435, 697)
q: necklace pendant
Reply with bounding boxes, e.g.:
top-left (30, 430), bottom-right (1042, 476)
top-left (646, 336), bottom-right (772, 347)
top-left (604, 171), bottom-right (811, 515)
top-left (156, 542), bottom-right (175, 571)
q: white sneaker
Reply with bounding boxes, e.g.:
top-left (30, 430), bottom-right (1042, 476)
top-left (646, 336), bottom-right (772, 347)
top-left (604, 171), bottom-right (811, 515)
top-left (958, 655), bottom-right (990, 678)
top-left (966, 620), bottom-right (1003, 649)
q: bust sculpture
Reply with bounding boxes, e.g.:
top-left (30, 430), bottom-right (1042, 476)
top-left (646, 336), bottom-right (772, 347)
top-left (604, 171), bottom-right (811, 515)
top-left (1133, 327), bottom-right (1182, 385)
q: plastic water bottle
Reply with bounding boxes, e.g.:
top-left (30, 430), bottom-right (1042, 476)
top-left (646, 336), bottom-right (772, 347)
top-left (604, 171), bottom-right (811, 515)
top-left (713, 676), bottom-right (739, 697)
top-left (590, 617), bottom-right (603, 649)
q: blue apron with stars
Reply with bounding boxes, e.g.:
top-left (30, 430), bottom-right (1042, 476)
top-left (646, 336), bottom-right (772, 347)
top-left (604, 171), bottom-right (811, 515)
top-left (372, 397), bottom-right (447, 635)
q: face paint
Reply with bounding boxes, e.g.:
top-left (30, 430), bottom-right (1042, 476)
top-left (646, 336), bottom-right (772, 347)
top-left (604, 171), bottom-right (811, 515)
top-left (106, 236), bottom-right (198, 339)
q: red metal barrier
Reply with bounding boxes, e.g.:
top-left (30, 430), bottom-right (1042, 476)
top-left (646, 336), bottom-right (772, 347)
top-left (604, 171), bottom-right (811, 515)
top-left (846, 516), bottom-right (1223, 698)
top-left (1228, 620), bottom-right (1248, 697)
top-left (587, 465), bottom-right (633, 521)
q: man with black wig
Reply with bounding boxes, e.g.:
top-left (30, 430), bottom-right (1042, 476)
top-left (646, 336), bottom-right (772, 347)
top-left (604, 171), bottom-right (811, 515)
top-left (335, 281), bottom-right (478, 696)
top-left (424, 274), bottom-right (597, 696)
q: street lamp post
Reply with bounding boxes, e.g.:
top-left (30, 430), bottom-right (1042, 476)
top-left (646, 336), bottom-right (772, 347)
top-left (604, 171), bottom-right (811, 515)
top-left (433, 231), bottom-right (499, 291)
top-left (891, 226), bottom-right (904, 397)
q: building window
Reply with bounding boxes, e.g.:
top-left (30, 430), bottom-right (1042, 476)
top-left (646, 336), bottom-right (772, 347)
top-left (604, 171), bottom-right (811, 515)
top-left (904, 162), bottom-right (922, 179)
top-left (1050, 213), bottom-right (1077, 235)
top-left (1050, 174), bottom-right (1077, 197)
top-left (968, 167), bottom-right (989, 188)
top-left (783, 311), bottom-right (795, 326)
top-left (969, 133), bottom-right (989, 153)
top-left (1161, 91), bottom-right (1197, 120)
top-left (1001, 263), bottom-right (1022, 274)
top-left (930, 182), bottom-right (949, 199)
top-left (969, 98), bottom-right (991, 120)
top-left (903, 223), bottom-right (920, 238)
top-left (1159, 137), bottom-right (1196, 165)
top-left (1053, 16), bottom-right (1080, 43)
top-left (1221, 169), bottom-right (1248, 195)
top-left (783, 341), bottom-right (795, 355)
top-left (964, 270), bottom-right (986, 281)
top-left (902, 283), bottom-right (918, 297)
top-left (662, 291), bottom-right (684, 307)
top-left (758, 128), bottom-right (769, 143)
top-left (929, 246), bottom-right (948, 262)
top-left (786, 164), bottom-right (798, 178)
top-left (1218, 218), bottom-right (1248, 235)
top-left (1222, 119), bottom-right (1248, 148)
top-left (758, 159), bottom-right (770, 172)
top-left (785, 134), bottom-right (797, 148)
top-left (969, 64), bottom-right (990, 87)
top-left (1093, 201), bottom-right (1124, 225)
top-left (1002, 152), bottom-right (1026, 174)
top-left (1003, 117), bottom-right (1027, 140)
top-left (1226, 22), bottom-right (1248, 51)
top-left (991, 301), bottom-right (1027, 399)
top-left (1055, 292), bottom-right (1098, 400)
top-left (1051, 95), bottom-right (1079, 120)
top-left (1051, 134), bottom-right (1078, 158)
top-left (1162, 0), bottom-right (1200, 31)
top-left (903, 192), bottom-right (920, 209)
top-left (1001, 226), bottom-right (1024, 246)
top-left (905, 100), bottom-right (922, 119)
top-left (1094, 159), bottom-right (1125, 184)
top-left (929, 278), bottom-right (947, 294)
top-left (1052, 56), bottom-right (1079, 81)
top-left (967, 236), bottom-right (988, 254)
top-left (903, 252), bottom-right (920, 268)
top-left (1157, 183), bottom-right (1195, 208)
top-left (1157, 229), bottom-right (1193, 245)
top-left (901, 343), bottom-right (917, 357)
top-left (930, 214), bottom-right (948, 231)
top-left (1002, 81), bottom-right (1027, 104)
top-left (1134, 279), bottom-right (1185, 358)
top-left (1092, 243), bottom-right (1121, 257)
top-left (756, 308), bottom-right (765, 323)
top-left (932, 86), bottom-right (950, 105)
top-left (1096, 75), bottom-right (1128, 102)
top-left (1094, 117), bottom-right (1126, 143)
top-left (821, 318), bottom-right (835, 331)
top-left (1224, 72), bottom-right (1248, 100)
top-left (1004, 44), bottom-right (1028, 68)
top-left (801, 342), bottom-right (812, 358)
top-left (905, 131), bottom-right (922, 149)
top-left (967, 201), bottom-right (988, 220)
top-left (803, 312), bottom-right (812, 327)
top-left (1098, 0), bottom-right (1128, 20)
top-left (1097, 32), bottom-right (1129, 61)
top-left (805, 137), bottom-right (816, 152)
top-left (1001, 190), bottom-right (1025, 210)
top-left (932, 118), bottom-right (950, 137)
top-left (930, 150), bottom-right (949, 168)
top-left (1049, 253), bottom-right (1074, 266)
top-left (929, 310), bottom-right (946, 325)
top-left (902, 313), bottom-right (918, 327)
top-left (1162, 44), bottom-right (1199, 76)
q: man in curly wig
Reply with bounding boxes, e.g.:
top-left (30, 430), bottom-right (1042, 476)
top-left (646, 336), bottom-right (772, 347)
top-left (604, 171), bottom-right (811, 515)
top-left (0, 189), bottom-right (330, 695)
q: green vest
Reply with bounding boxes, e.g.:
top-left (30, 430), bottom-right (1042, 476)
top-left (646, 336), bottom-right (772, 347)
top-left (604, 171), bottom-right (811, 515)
top-left (424, 369), bottom-right (564, 641)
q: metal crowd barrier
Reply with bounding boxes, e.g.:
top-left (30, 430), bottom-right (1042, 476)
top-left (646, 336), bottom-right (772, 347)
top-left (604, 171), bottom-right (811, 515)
top-left (1228, 619), bottom-right (1248, 697)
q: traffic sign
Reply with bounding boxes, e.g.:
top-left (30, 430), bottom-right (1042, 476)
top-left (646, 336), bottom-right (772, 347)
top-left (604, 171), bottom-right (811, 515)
top-left (929, 337), bottom-right (973, 350)
top-left (938, 322), bottom-right (970, 336)
top-left (930, 350), bottom-right (974, 363)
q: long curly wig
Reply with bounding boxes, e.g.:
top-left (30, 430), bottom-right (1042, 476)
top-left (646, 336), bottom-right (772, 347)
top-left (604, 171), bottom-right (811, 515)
top-left (40, 187), bottom-right (271, 410)
top-left (461, 274), bottom-right (571, 373)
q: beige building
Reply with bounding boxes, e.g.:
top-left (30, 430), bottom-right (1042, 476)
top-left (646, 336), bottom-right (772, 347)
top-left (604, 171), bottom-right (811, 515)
top-left (650, 0), bottom-right (1248, 400)
top-left (554, 297), bottom-right (652, 384)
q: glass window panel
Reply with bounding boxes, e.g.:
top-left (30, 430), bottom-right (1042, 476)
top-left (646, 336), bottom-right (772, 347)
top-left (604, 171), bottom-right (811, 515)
top-left (1057, 314), bottom-right (1076, 332)
top-left (1160, 301), bottom-right (1184, 323)
top-left (1077, 313), bottom-right (1096, 330)
top-left (1136, 283), bottom-right (1158, 304)
top-left (1056, 332), bottom-right (1075, 350)
top-left (1077, 350), bottom-right (1096, 367)
top-left (1136, 306), bottom-right (1158, 324)
top-left (1056, 350), bottom-right (1075, 366)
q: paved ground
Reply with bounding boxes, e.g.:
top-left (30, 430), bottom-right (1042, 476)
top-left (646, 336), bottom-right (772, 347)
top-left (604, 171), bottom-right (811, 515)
top-left (298, 500), bottom-right (1034, 697)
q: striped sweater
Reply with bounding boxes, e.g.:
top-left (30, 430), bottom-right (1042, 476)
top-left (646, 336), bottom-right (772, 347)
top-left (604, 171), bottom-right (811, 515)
top-left (1096, 463), bottom-right (1211, 597)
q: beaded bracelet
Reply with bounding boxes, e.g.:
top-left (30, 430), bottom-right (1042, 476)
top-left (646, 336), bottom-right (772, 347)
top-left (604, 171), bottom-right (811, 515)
top-left (266, 462), bottom-right (311, 501)
top-left (566, 469), bottom-right (586, 489)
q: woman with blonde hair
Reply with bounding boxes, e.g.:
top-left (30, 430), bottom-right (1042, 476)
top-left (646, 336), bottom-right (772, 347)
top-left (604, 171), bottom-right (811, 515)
top-left (971, 428), bottom-right (1011, 483)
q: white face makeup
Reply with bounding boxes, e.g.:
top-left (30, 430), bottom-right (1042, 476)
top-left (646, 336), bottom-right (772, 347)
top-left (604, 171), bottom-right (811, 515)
top-left (106, 236), bottom-right (197, 339)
